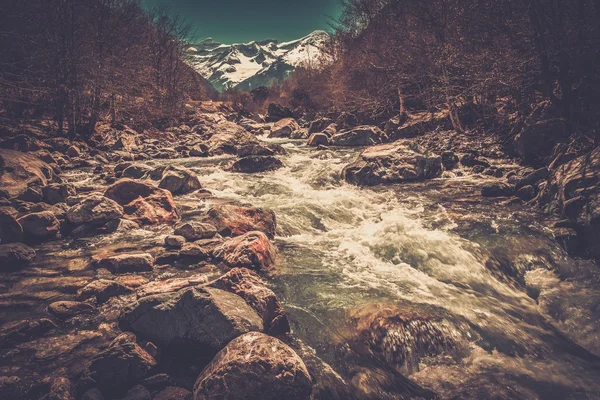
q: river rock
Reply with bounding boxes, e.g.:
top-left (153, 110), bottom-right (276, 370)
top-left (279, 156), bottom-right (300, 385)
top-left (231, 156), bottom-right (283, 173)
top-left (237, 143), bottom-right (275, 157)
top-left (268, 118), bottom-right (300, 138)
top-left (119, 286), bottom-right (263, 353)
top-left (165, 235), bottom-right (185, 249)
top-left (158, 167), bottom-right (201, 195)
top-left (88, 333), bottom-right (156, 391)
top-left (460, 153), bottom-right (490, 168)
top-left (0, 318), bottom-right (56, 348)
top-left (96, 253), bottom-right (154, 274)
top-left (516, 167), bottom-right (549, 189)
top-left (193, 332), bottom-right (312, 400)
top-left (77, 279), bottom-right (132, 303)
top-left (18, 211), bottom-right (60, 242)
top-left (209, 268), bottom-right (290, 335)
top-left (66, 145), bottom-right (81, 157)
top-left (105, 179), bottom-right (161, 205)
top-left (0, 149), bottom-right (54, 197)
top-left (66, 194), bottom-right (124, 225)
top-left (41, 376), bottom-right (74, 400)
top-left (481, 182), bottom-right (515, 197)
top-left (329, 125), bottom-right (387, 146)
top-left (0, 243), bottom-right (36, 270)
top-left (441, 151), bottom-right (459, 170)
top-left (0, 210), bottom-right (23, 244)
top-left (203, 204), bottom-right (276, 239)
top-left (308, 117), bottom-right (333, 134)
top-left (122, 164), bottom-right (153, 179)
top-left (206, 120), bottom-right (258, 155)
top-left (266, 103), bottom-right (293, 122)
top-left (17, 186), bottom-right (43, 202)
top-left (307, 133), bottom-right (329, 147)
top-left (48, 301), bottom-right (95, 319)
top-left (342, 142), bottom-right (442, 186)
top-left (213, 231), bottom-right (276, 271)
top-left (174, 222), bottom-right (217, 241)
top-left (517, 185), bottom-right (536, 201)
top-left (42, 183), bottom-right (76, 205)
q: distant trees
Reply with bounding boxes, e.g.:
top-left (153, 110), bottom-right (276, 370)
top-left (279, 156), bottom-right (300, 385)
top-left (0, 0), bottom-right (213, 137)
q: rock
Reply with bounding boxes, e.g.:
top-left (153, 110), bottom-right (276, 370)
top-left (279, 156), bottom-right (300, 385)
top-left (81, 388), bottom-right (104, 400)
top-left (237, 143), bottom-right (275, 158)
top-left (266, 103), bottom-right (293, 122)
top-left (481, 182), bottom-right (515, 197)
top-left (42, 183), bottom-right (76, 205)
top-left (122, 164), bottom-right (153, 179)
top-left (0, 133), bottom-right (45, 152)
top-left (206, 120), bottom-right (259, 155)
top-left (179, 243), bottom-right (211, 260)
top-left (0, 243), bottom-right (36, 270)
top-left (66, 194), bottom-right (124, 225)
top-left (96, 253), bottom-right (154, 274)
top-left (48, 301), bottom-right (95, 319)
top-left (77, 279), bottom-right (132, 303)
top-left (18, 211), bottom-right (60, 242)
top-left (384, 111), bottom-right (451, 140)
top-left (66, 146), bottom-right (81, 157)
top-left (213, 231), bottom-right (276, 271)
top-left (329, 125), bottom-right (387, 146)
top-left (342, 142), bottom-right (442, 186)
top-left (308, 117), bottom-right (333, 134)
top-left (0, 318), bottom-right (56, 349)
top-left (441, 151), bottom-right (459, 170)
top-left (513, 101), bottom-right (563, 166)
top-left (119, 385), bottom-right (150, 400)
top-left (204, 204), bottom-right (276, 239)
top-left (42, 377), bottom-right (74, 400)
top-left (154, 387), bottom-right (191, 400)
top-left (88, 333), bottom-right (156, 391)
top-left (307, 133), bottom-right (329, 147)
top-left (210, 268), bottom-right (289, 335)
top-left (193, 332), bottom-right (312, 400)
top-left (517, 185), bottom-right (536, 201)
top-left (119, 286), bottom-right (263, 353)
top-left (0, 210), bottom-right (23, 244)
top-left (231, 156), bottom-right (283, 173)
top-left (268, 118), bottom-right (300, 138)
top-left (0, 149), bottom-right (54, 197)
top-left (140, 373), bottom-right (171, 391)
top-left (158, 167), bottom-right (202, 195)
top-left (516, 167), bottom-right (549, 189)
top-left (165, 235), bottom-right (186, 249)
top-left (290, 129), bottom-right (309, 139)
top-left (460, 153), bottom-right (490, 168)
top-left (105, 179), bottom-right (161, 206)
top-left (17, 186), bottom-right (43, 202)
top-left (174, 222), bottom-right (217, 241)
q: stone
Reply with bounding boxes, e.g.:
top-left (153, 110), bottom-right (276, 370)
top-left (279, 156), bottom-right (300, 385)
top-left (165, 235), bottom-right (185, 249)
top-left (206, 120), bottom-right (259, 155)
top-left (513, 101), bottom-right (563, 166)
top-left (119, 286), bottom-right (263, 354)
top-left (441, 151), bottom-right (459, 170)
top-left (213, 231), bottom-right (276, 271)
top-left (154, 387), bottom-right (191, 400)
top-left (122, 164), bottom-right (153, 179)
top-left (307, 133), bottom-right (329, 147)
top-left (18, 211), bottom-right (60, 241)
top-left (42, 377), bottom-right (74, 400)
top-left (308, 117), bottom-right (333, 134)
top-left (66, 146), bottom-right (81, 157)
top-left (268, 118), bottom-right (300, 138)
top-left (237, 143), bottom-right (275, 158)
top-left (266, 103), bottom-right (293, 122)
top-left (193, 332), bottom-right (311, 400)
top-left (231, 156), bottom-right (283, 173)
top-left (158, 167), bottom-right (202, 195)
top-left (81, 388), bottom-right (104, 400)
top-left (174, 222), bottom-right (217, 241)
top-left (190, 144), bottom-right (209, 157)
top-left (481, 182), bottom-right (515, 197)
top-left (48, 301), bottom-right (95, 319)
top-left (290, 129), bottom-right (309, 139)
top-left (105, 179), bottom-right (161, 206)
top-left (0, 243), bottom-right (36, 270)
top-left (516, 167), bottom-right (549, 189)
top-left (0, 318), bottom-right (56, 348)
top-left (329, 125), bottom-right (387, 146)
top-left (342, 142), bottom-right (442, 186)
top-left (210, 268), bottom-right (289, 335)
top-left (517, 185), bottom-right (536, 201)
top-left (88, 333), bottom-right (156, 391)
top-left (42, 183), bottom-right (76, 205)
top-left (17, 186), bottom-right (43, 202)
top-left (66, 194), bottom-right (124, 225)
top-left (77, 279), bottom-right (132, 303)
top-left (0, 210), bottom-right (23, 244)
top-left (96, 253), bottom-right (154, 274)
top-left (203, 204), bottom-right (276, 239)
top-left (460, 153), bottom-right (490, 168)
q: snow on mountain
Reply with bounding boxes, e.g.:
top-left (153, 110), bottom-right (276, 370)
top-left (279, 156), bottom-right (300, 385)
top-left (188, 30), bottom-right (329, 92)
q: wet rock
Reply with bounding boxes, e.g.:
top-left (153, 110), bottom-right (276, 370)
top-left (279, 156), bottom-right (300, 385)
top-left (237, 143), bottom-right (275, 158)
top-left (135, 275), bottom-right (207, 297)
top-left (231, 155), bottom-right (283, 173)
top-left (17, 186), bottom-right (43, 202)
top-left (0, 210), bottom-right (23, 244)
top-left (460, 152), bottom-right (490, 168)
top-left (97, 253), bottom-right (154, 274)
top-left (329, 125), bottom-right (387, 146)
top-left (154, 387), bottom-right (191, 400)
top-left (48, 301), bottom-right (95, 319)
top-left (77, 279), bottom-right (132, 303)
top-left (213, 231), bottom-right (276, 271)
top-left (441, 151), bottom-right (459, 170)
top-left (203, 204), bottom-right (276, 239)
top-left (308, 117), bottom-right (333, 134)
top-left (343, 142), bottom-right (442, 186)
top-left (307, 133), bottom-right (329, 147)
top-left (66, 145), bottom-right (81, 157)
top-left (18, 211), bottom-right (60, 242)
top-left (517, 185), bottom-right (536, 201)
top-left (0, 318), bottom-right (56, 348)
top-left (88, 333), bottom-right (156, 391)
top-left (174, 222), bottom-right (217, 241)
top-left (481, 182), bottom-right (515, 197)
top-left (266, 103), bottom-right (293, 122)
top-left (0, 242), bottom-right (36, 269)
top-left (206, 120), bottom-right (259, 155)
top-left (158, 167), bottom-right (201, 195)
top-left (210, 268), bottom-right (289, 335)
top-left (42, 183), bottom-right (76, 205)
top-left (66, 194), bottom-right (124, 225)
top-left (0, 149), bottom-right (54, 197)
top-left (119, 286), bottom-right (263, 353)
top-left (268, 118), bottom-right (300, 138)
top-left (472, 165), bottom-right (486, 174)
top-left (122, 164), bottom-right (153, 179)
top-left (165, 235), bottom-right (185, 249)
top-left (290, 129), bottom-right (309, 139)
top-left (105, 179), bottom-right (162, 206)
top-left (193, 332), bottom-right (312, 400)
top-left (516, 167), bottom-right (549, 189)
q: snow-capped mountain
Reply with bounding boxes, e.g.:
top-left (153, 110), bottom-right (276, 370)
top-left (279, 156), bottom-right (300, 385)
top-left (188, 30), bottom-right (329, 92)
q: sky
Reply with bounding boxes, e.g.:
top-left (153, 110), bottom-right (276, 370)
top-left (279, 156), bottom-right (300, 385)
top-left (143, 0), bottom-right (343, 44)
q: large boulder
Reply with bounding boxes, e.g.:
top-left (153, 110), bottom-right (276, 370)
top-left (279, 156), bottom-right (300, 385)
top-left (206, 121), bottom-right (258, 155)
top-left (0, 210), bottom-right (23, 244)
top-left (193, 332), bottom-right (312, 400)
top-left (158, 167), bottom-right (202, 195)
top-left (213, 231), bottom-right (276, 271)
top-left (342, 142), bottom-right (442, 186)
top-left (308, 117), bottom-right (333, 135)
top-left (329, 125), bottom-right (387, 146)
top-left (266, 103), bottom-right (293, 122)
top-left (268, 118), bottom-right (300, 138)
top-left (209, 268), bottom-right (289, 335)
top-left (231, 156), bottom-right (283, 173)
top-left (119, 286), bottom-right (263, 354)
top-left (18, 211), bottom-right (60, 242)
top-left (0, 243), bottom-right (36, 270)
top-left (66, 194), bottom-right (124, 226)
top-left (202, 204), bottom-right (276, 239)
top-left (237, 143), bottom-right (275, 158)
top-left (307, 133), bottom-right (329, 147)
top-left (0, 149), bottom-right (54, 197)
top-left (121, 164), bottom-right (153, 179)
